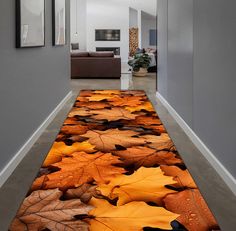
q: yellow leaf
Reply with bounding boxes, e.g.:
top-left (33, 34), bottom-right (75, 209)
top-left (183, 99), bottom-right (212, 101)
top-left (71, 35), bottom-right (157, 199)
top-left (42, 141), bottom-right (95, 167)
top-left (94, 90), bottom-right (121, 95)
top-left (125, 102), bottom-right (155, 112)
top-left (98, 167), bottom-right (176, 206)
top-left (88, 94), bottom-right (116, 101)
top-left (87, 198), bottom-right (179, 231)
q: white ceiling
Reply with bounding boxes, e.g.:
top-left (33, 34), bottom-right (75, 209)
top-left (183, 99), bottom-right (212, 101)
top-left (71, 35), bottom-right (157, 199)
top-left (109, 0), bottom-right (157, 16)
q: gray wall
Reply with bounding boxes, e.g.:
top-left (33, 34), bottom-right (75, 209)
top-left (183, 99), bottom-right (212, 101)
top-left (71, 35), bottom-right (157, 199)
top-left (167, 0), bottom-right (193, 126)
top-left (157, 0), bottom-right (168, 98)
top-left (157, 0), bottom-right (236, 178)
top-left (193, 0), bottom-right (236, 177)
top-left (0, 0), bottom-right (71, 172)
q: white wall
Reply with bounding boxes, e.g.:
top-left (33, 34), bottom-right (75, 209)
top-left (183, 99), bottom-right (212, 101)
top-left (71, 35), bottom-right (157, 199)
top-left (141, 12), bottom-right (157, 49)
top-left (86, 0), bottom-right (129, 62)
top-left (129, 7), bottom-right (138, 28)
top-left (70, 0), bottom-right (87, 50)
top-left (137, 10), bottom-right (142, 48)
top-left (109, 0), bottom-right (157, 16)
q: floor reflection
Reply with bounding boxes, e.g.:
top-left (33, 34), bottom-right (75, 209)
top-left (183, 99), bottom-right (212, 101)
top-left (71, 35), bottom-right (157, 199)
top-left (120, 74), bottom-right (134, 90)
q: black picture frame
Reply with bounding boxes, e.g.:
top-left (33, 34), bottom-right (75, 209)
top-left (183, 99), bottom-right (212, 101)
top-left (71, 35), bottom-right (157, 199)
top-left (16, 0), bottom-right (45, 48)
top-left (52, 0), bottom-right (66, 46)
top-left (95, 29), bottom-right (121, 41)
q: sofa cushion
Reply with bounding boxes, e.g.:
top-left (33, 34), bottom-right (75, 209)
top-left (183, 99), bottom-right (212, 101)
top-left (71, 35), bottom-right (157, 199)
top-left (89, 51), bottom-right (114, 57)
top-left (71, 51), bottom-right (89, 57)
top-left (71, 43), bottom-right (79, 50)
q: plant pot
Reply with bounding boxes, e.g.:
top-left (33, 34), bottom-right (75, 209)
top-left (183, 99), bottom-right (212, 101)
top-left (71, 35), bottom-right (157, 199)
top-left (132, 68), bottom-right (148, 77)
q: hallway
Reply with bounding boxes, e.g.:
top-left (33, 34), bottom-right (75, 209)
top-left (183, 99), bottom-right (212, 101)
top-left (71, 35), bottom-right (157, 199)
top-left (0, 75), bottom-right (236, 230)
top-left (1, 0), bottom-right (236, 230)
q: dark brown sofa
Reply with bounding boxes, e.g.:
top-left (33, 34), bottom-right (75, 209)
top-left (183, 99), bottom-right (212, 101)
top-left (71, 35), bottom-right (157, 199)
top-left (71, 51), bottom-right (121, 78)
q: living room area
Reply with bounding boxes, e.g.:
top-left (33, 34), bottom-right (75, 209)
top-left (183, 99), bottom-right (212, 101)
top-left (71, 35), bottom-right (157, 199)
top-left (70, 0), bottom-right (157, 87)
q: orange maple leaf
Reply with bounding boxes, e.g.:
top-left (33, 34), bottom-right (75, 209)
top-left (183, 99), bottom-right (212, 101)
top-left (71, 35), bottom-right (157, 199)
top-left (164, 189), bottom-right (219, 231)
top-left (42, 152), bottom-right (126, 190)
top-left (108, 96), bottom-right (144, 107)
top-left (135, 115), bottom-right (162, 125)
top-left (161, 165), bottom-right (197, 188)
top-left (87, 94), bottom-right (116, 101)
top-left (61, 124), bottom-right (88, 135)
top-left (42, 141), bottom-right (96, 167)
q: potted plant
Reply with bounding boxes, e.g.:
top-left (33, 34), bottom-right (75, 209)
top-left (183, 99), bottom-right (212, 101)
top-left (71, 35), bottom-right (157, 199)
top-left (128, 53), bottom-right (151, 77)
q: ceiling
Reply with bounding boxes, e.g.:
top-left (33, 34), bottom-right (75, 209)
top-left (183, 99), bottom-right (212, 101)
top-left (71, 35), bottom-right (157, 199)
top-left (109, 0), bottom-right (157, 16)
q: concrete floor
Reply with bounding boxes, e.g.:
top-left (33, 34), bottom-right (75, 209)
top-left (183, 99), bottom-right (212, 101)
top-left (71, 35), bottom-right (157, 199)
top-left (0, 73), bottom-right (236, 230)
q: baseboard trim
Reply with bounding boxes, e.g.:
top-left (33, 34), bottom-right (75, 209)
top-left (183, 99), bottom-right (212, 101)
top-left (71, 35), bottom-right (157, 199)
top-left (156, 92), bottom-right (236, 195)
top-left (0, 91), bottom-right (73, 188)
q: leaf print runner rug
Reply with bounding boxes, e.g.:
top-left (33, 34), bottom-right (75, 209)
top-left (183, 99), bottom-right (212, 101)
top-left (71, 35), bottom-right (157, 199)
top-left (9, 90), bottom-right (220, 231)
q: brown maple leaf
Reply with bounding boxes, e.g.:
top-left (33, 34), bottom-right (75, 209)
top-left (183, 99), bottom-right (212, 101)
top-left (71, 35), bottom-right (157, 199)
top-left (143, 133), bottom-right (175, 151)
top-left (113, 146), bottom-right (182, 169)
top-left (91, 107), bottom-right (137, 121)
top-left (9, 189), bottom-right (93, 231)
top-left (65, 184), bottom-right (102, 203)
top-left (108, 96), bottom-right (144, 107)
top-left (161, 165), bottom-right (197, 188)
top-left (42, 152), bottom-right (126, 190)
top-left (82, 129), bottom-right (146, 152)
top-left (164, 189), bottom-right (219, 231)
top-left (61, 125), bottom-right (88, 135)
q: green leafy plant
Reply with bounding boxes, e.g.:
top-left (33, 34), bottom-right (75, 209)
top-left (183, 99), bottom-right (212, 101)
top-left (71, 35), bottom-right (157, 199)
top-left (128, 53), bottom-right (151, 72)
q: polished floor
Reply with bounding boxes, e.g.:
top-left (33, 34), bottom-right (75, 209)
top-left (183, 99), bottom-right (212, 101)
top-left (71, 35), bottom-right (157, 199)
top-left (0, 73), bottom-right (236, 230)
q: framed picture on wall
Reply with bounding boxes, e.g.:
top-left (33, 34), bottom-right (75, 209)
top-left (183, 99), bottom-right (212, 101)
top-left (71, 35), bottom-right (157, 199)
top-left (16, 0), bottom-right (45, 48)
top-left (52, 0), bottom-right (66, 46)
